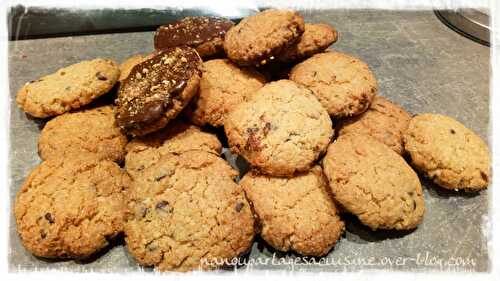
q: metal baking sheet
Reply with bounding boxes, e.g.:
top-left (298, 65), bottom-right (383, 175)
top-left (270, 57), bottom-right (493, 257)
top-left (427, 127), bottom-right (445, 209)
top-left (8, 9), bottom-right (490, 272)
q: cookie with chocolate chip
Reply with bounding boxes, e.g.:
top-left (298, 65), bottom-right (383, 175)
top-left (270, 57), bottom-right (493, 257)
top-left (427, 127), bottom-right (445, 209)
top-left (38, 105), bottom-right (128, 162)
top-left (224, 9), bottom-right (305, 66)
top-left (124, 150), bottom-right (255, 271)
top-left (241, 166), bottom-right (344, 256)
top-left (224, 80), bottom-right (333, 176)
top-left (155, 16), bottom-right (234, 59)
top-left (14, 155), bottom-right (130, 259)
top-left (125, 119), bottom-right (222, 179)
top-left (16, 58), bottom-right (120, 118)
top-left (322, 133), bottom-right (425, 230)
top-left (403, 113), bottom-right (490, 191)
top-left (115, 47), bottom-right (202, 136)
top-left (290, 51), bottom-right (378, 118)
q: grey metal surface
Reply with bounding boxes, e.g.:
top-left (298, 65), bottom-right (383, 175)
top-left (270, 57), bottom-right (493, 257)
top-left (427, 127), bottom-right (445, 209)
top-left (8, 10), bottom-right (490, 273)
top-left (435, 9), bottom-right (490, 46)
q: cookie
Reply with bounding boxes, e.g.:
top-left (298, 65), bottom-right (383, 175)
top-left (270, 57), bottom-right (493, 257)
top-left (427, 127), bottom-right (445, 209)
top-left (403, 114), bottom-right (490, 190)
top-left (185, 59), bottom-right (266, 127)
top-left (224, 9), bottom-right (305, 66)
top-left (278, 23), bottom-right (338, 62)
top-left (16, 58), bottom-right (120, 118)
top-left (240, 166), bottom-right (344, 256)
top-left (38, 106), bottom-right (128, 162)
top-left (125, 119), bottom-right (222, 179)
top-left (290, 51), bottom-right (377, 118)
top-left (322, 133), bottom-right (425, 230)
top-left (224, 80), bottom-right (333, 177)
top-left (115, 47), bottom-right (202, 136)
top-left (14, 156), bottom-right (130, 259)
top-left (119, 54), bottom-right (146, 82)
top-left (154, 16), bottom-right (234, 59)
top-left (124, 150), bottom-right (255, 271)
top-left (337, 96), bottom-right (411, 154)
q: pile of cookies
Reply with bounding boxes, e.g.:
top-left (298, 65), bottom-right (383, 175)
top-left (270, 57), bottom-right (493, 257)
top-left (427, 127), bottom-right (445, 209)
top-left (13, 9), bottom-right (490, 272)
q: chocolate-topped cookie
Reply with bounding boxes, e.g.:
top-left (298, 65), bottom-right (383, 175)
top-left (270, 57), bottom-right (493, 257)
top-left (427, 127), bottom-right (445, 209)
top-left (154, 16), bottom-right (234, 59)
top-left (115, 47), bottom-right (202, 136)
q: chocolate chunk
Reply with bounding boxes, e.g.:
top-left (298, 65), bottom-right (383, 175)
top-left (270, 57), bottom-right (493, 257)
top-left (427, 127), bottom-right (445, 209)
top-left (235, 202), bottom-right (244, 212)
top-left (154, 17), bottom-right (234, 51)
top-left (96, 72), bottom-right (107, 81)
top-left (44, 212), bottom-right (55, 224)
top-left (155, 200), bottom-right (169, 210)
top-left (40, 229), bottom-right (47, 239)
top-left (115, 46), bottom-right (201, 132)
top-left (450, 129), bottom-right (456, 134)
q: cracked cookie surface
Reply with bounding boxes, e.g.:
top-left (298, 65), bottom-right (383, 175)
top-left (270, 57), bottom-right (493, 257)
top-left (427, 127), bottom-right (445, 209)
top-left (403, 113), bottom-right (490, 190)
top-left (278, 23), bottom-right (338, 62)
top-left (38, 105), bottom-right (128, 162)
top-left (290, 51), bottom-right (377, 118)
top-left (241, 166), bottom-right (344, 256)
top-left (124, 150), bottom-right (255, 271)
top-left (337, 96), bottom-right (411, 154)
top-left (322, 133), bottom-right (425, 230)
top-left (224, 9), bottom-right (305, 66)
top-left (125, 119), bottom-right (222, 179)
top-left (16, 58), bottom-right (120, 118)
top-left (224, 80), bottom-right (333, 177)
top-left (14, 156), bottom-right (130, 259)
top-left (185, 59), bottom-right (266, 127)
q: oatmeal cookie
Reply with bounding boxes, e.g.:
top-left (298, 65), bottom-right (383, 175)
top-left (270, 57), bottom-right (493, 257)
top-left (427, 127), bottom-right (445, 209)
top-left (16, 58), bottom-right (119, 118)
top-left (322, 133), bottom-right (425, 230)
top-left (224, 80), bottom-right (333, 176)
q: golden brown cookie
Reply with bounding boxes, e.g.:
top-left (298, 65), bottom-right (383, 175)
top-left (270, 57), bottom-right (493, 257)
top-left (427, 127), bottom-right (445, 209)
top-left (403, 114), bottom-right (490, 191)
top-left (115, 47), bottom-right (202, 136)
top-left (124, 150), bottom-right (255, 271)
top-left (224, 80), bottom-right (333, 177)
top-left (224, 9), bottom-right (305, 66)
top-left (38, 106), bottom-right (128, 162)
top-left (337, 96), bottom-right (411, 154)
top-left (278, 23), bottom-right (338, 62)
top-left (124, 119), bottom-right (222, 179)
top-left (240, 166), bottom-right (344, 256)
top-left (290, 51), bottom-right (377, 118)
top-left (185, 59), bottom-right (266, 127)
top-left (14, 155), bottom-right (130, 259)
top-left (16, 58), bottom-right (120, 118)
top-left (322, 133), bottom-right (425, 230)
top-left (154, 16), bottom-right (234, 59)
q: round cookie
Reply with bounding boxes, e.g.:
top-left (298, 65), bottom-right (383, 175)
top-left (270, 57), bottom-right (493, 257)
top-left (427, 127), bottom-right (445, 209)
top-left (337, 96), bottom-right (411, 154)
top-left (290, 51), bottom-right (378, 118)
top-left (16, 58), bottom-right (120, 118)
top-left (224, 80), bottom-right (333, 177)
top-left (38, 106), bottom-right (128, 162)
top-left (278, 23), bottom-right (338, 62)
top-left (125, 119), bottom-right (222, 179)
top-left (224, 9), bottom-right (305, 66)
top-left (14, 156), bottom-right (130, 259)
top-left (124, 150), bottom-right (255, 271)
top-left (240, 166), bottom-right (344, 257)
top-left (115, 47), bottom-right (202, 136)
top-left (185, 59), bottom-right (266, 127)
top-left (154, 16), bottom-right (234, 59)
top-left (322, 133), bottom-right (425, 230)
top-left (403, 113), bottom-right (490, 191)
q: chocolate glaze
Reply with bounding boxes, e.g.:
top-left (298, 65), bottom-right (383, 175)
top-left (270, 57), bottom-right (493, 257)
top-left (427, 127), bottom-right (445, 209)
top-left (115, 46), bottom-right (201, 132)
top-left (154, 16), bottom-right (234, 51)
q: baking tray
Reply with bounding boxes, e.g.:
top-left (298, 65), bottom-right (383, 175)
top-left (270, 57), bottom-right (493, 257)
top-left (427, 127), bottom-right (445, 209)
top-left (8, 9), bottom-right (490, 272)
